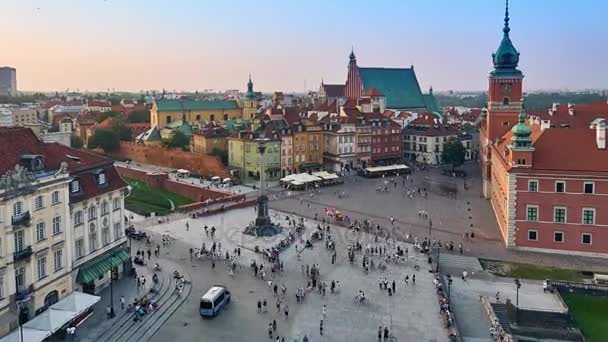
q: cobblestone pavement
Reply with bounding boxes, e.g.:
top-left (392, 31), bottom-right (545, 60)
top-left (269, 162), bottom-right (608, 272)
top-left (127, 208), bottom-right (450, 342)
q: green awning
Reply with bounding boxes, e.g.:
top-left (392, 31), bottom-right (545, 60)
top-left (76, 250), bottom-right (129, 284)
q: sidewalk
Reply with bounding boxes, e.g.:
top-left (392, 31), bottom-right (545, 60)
top-left (70, 261), bottom-right (157, 341)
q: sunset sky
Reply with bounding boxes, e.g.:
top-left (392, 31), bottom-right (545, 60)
top-left (1, 0), bottom-right (606, 93)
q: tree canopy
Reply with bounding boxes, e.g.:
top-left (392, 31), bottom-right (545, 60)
top-left (96, 110), bottom-right (122, 123)
top-left (70, 134), bottom-right (84, 149)
top-left (111, 117), bottom-right (133, 141)
top-left (441, 138), bottom-right (466, 170)
top-left (127, 109), bottom-right (150, 123)
top-left (162, 131), bottom-right (190, 151)
top-left (210, 147), bottom-right (228, 165)
top-left (88, 129), bottom-right (120, 152)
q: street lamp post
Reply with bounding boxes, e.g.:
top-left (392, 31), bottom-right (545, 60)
top-left (109, 259), bottom-right (116, 318)
top-left (514, 278), bottom-right (521, 307)
top-left (436, 243), bottom-right (441, 273)
top-left (446, 274), bottom-right (453, 302)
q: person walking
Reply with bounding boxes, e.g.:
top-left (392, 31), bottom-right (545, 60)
top-left (412, 274), bottom-right (416, 285)
top-left (120, 296), bottom-right (125, 310)
top-left (383, 327), bottom-right (389, 341)
top-left (185, 221), bottom-right (189, 231)
top-left (392, 280), bottom-right (396, 293)
top-left (284, 305), bottom-right (289, 320)
top-left (263, 299), bottom-right (267, 313)
top-left (268, 323), bottom-right (273, 340)
top-left (257, 299), bottom-right (262, 313)
top-left (378, 326), bottom-right (383, 341)
top-left (147, 249), bottom-right (151, 260)
top-left (106, 305), bottom-right (112, 319)
top-left (322, 304), bottom-right (327, 320)
top-left (459, 242), bottom-right (463, 254)
top-left (319, 319), bottom-right (324, 336)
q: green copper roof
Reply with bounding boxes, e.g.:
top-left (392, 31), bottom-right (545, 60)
top-left (156, 99), bottom-right (239, 111)
top-left (139, 126), bottom-right (161, 141)
top-left (511, 107), bottom-right (532, 148)
top-left (245, 75), bottom-right (256, 99)
top-left (492, 0), bottom-right (520, 72)
top-left (225, 118), bottom-right (251, 133)
top-left (176, 120), bottom-right (193, 137)
top-left (422, 90), bottom-right (442, 118)
top-left (358, 67), bottom-right (426, 110)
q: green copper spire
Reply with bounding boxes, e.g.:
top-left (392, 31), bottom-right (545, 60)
top-left (511, 102), bottom-right (532, 148)
top-left (492, 0), bottom-right (520, 73)
top-left (245, 74), bottom-right (256, 99)
top-left (349, 47), bottom-right (356, 63)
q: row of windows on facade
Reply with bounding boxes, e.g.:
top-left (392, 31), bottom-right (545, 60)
top-left (371, 129), bottom-right (400, 135)
top-left (372, 146), bottom-right (400, 153)
top-left (166, 114), bottom-right (231, 124)
top-left (372, 136), bottom-right (401, 143)
top-left (527, 180), bottom-right (596, 194)
top-left (12, 249), bottom-right (64, 293)
top-left (527, 230), bottom-right (594, 245)
top-left (294, 135), bottom-right (321, 142)
top-left (73, 198), bottom-right (121, 225)
top-left (74, 223), bottom-right (123, 259)
top-left (525, 206), bottom-right (596, 225)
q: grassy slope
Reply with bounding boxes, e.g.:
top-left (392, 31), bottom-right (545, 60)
top-left (124, 178), bottom-right (192, 216)
top-left (561, 293), bottom-right (608, 342)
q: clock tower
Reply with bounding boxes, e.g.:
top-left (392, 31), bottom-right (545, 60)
top-left (481, 0), bottom-right (524, 198)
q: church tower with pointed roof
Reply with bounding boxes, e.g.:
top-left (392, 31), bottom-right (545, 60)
top-left (243, 74), bottom-right (258, 119)
top-left (481, 0), bottom-right (525, 197)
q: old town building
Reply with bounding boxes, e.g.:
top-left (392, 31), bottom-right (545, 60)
top-left (365, 112), bottom-right (402, 166)
top-left (192, 122), bottom-right (229, 155)
top-left (403, 114), bottom-right (473, 165)
top-left (0, 127), bottom-right (128, 335)
top-left (321, 113), bottom-right (357, 173)
top-left (150, 76), bottom-right (258, 129)
top-left (480, 3), bottom-right (608, 256)
top-left (228, 128), bottom-right (281, 182)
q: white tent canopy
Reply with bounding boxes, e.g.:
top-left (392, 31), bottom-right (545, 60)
top-left (0, 292), bottom-right (100, 342)
top-left (0, 327), bottom-right (50, 342)
top-left (51, 291), bottom-right (100, 315)
top-left (23, 309), bottom-right (75, 333)
top-left (312, 171), bottom-right (339, 180)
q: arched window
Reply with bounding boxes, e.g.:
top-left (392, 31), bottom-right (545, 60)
top-left (44, 291), bottom-right (59, 308)
top-left (166, 116), bottom-right (172, 124)
top-left (223, 114), bottom-right (228, 121)
top-left (503, 97), bottom-right (510, 105)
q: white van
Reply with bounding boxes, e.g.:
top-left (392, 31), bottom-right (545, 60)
top-left (199, 286), bottom-right (231, 317)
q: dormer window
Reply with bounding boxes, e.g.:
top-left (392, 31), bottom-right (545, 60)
top-left (70, 180), bottom-right (80, 193)
top-left (98, 173), bottom-right (106, 185)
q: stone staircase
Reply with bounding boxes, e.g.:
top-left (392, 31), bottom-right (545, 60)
top-left (88, 263), bottom-right (192, 342)
top-left (490, 303), bottom-right (511, 334)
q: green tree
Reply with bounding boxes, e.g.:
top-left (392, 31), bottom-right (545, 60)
top-left (127, 109), bottom-right (150, 123)
top-left (210, 147), bottom-right (228, 164)
top-left (96, 110), bottom-right (122, 123)
top-left (111, 117), bottom-right (133, 141)
top-left (109, 97), bottom-right (122, 106)
top-left (88, 129), bottom-right (120, 152)
top-left (162, 131), bottom-right (190, 151)
top-left (441, 138), bottom-right (466, 171)
top-left (70, 134), bottom-right (84, 148)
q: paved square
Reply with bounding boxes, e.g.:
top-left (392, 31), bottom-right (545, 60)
top-left (134, 207), bottom-right (450, 341)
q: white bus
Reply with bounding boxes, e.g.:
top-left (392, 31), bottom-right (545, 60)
top-left (199, 286), bottom-right (231, 317)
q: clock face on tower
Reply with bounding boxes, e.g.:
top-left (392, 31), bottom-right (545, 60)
top-left (500, 83), bottom-right (512, 96)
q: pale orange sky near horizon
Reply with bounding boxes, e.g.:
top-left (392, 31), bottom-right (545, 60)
top-left (2, 0), bottom-right (607, 93)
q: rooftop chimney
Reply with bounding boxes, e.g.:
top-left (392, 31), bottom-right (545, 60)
top-left (540, 120), bottom-right (551, 131)
top-left (552, 103), bottom-right (559, 111)
top-left (568, 103), bottom-right (575, 116)
top-left (596, 121), bottom-right (606, 149)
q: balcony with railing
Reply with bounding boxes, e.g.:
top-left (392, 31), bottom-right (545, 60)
top-left (14, 246), bottom-right (33, 262)
top-left (11, 211), bottom-right (31, 227)
top-left (15, 284), bottom-right (34, 302)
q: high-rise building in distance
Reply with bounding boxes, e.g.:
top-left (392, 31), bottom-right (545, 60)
top-left (0, 67), bottom-right (17, 96)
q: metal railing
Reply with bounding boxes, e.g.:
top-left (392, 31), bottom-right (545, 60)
top-left (11, 212), bottom-right (31, 226)
top-left (13, 246), bottom-right (33, 262)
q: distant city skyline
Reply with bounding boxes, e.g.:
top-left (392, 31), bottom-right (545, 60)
top-left (1, 0), bottom-right (607, 93)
